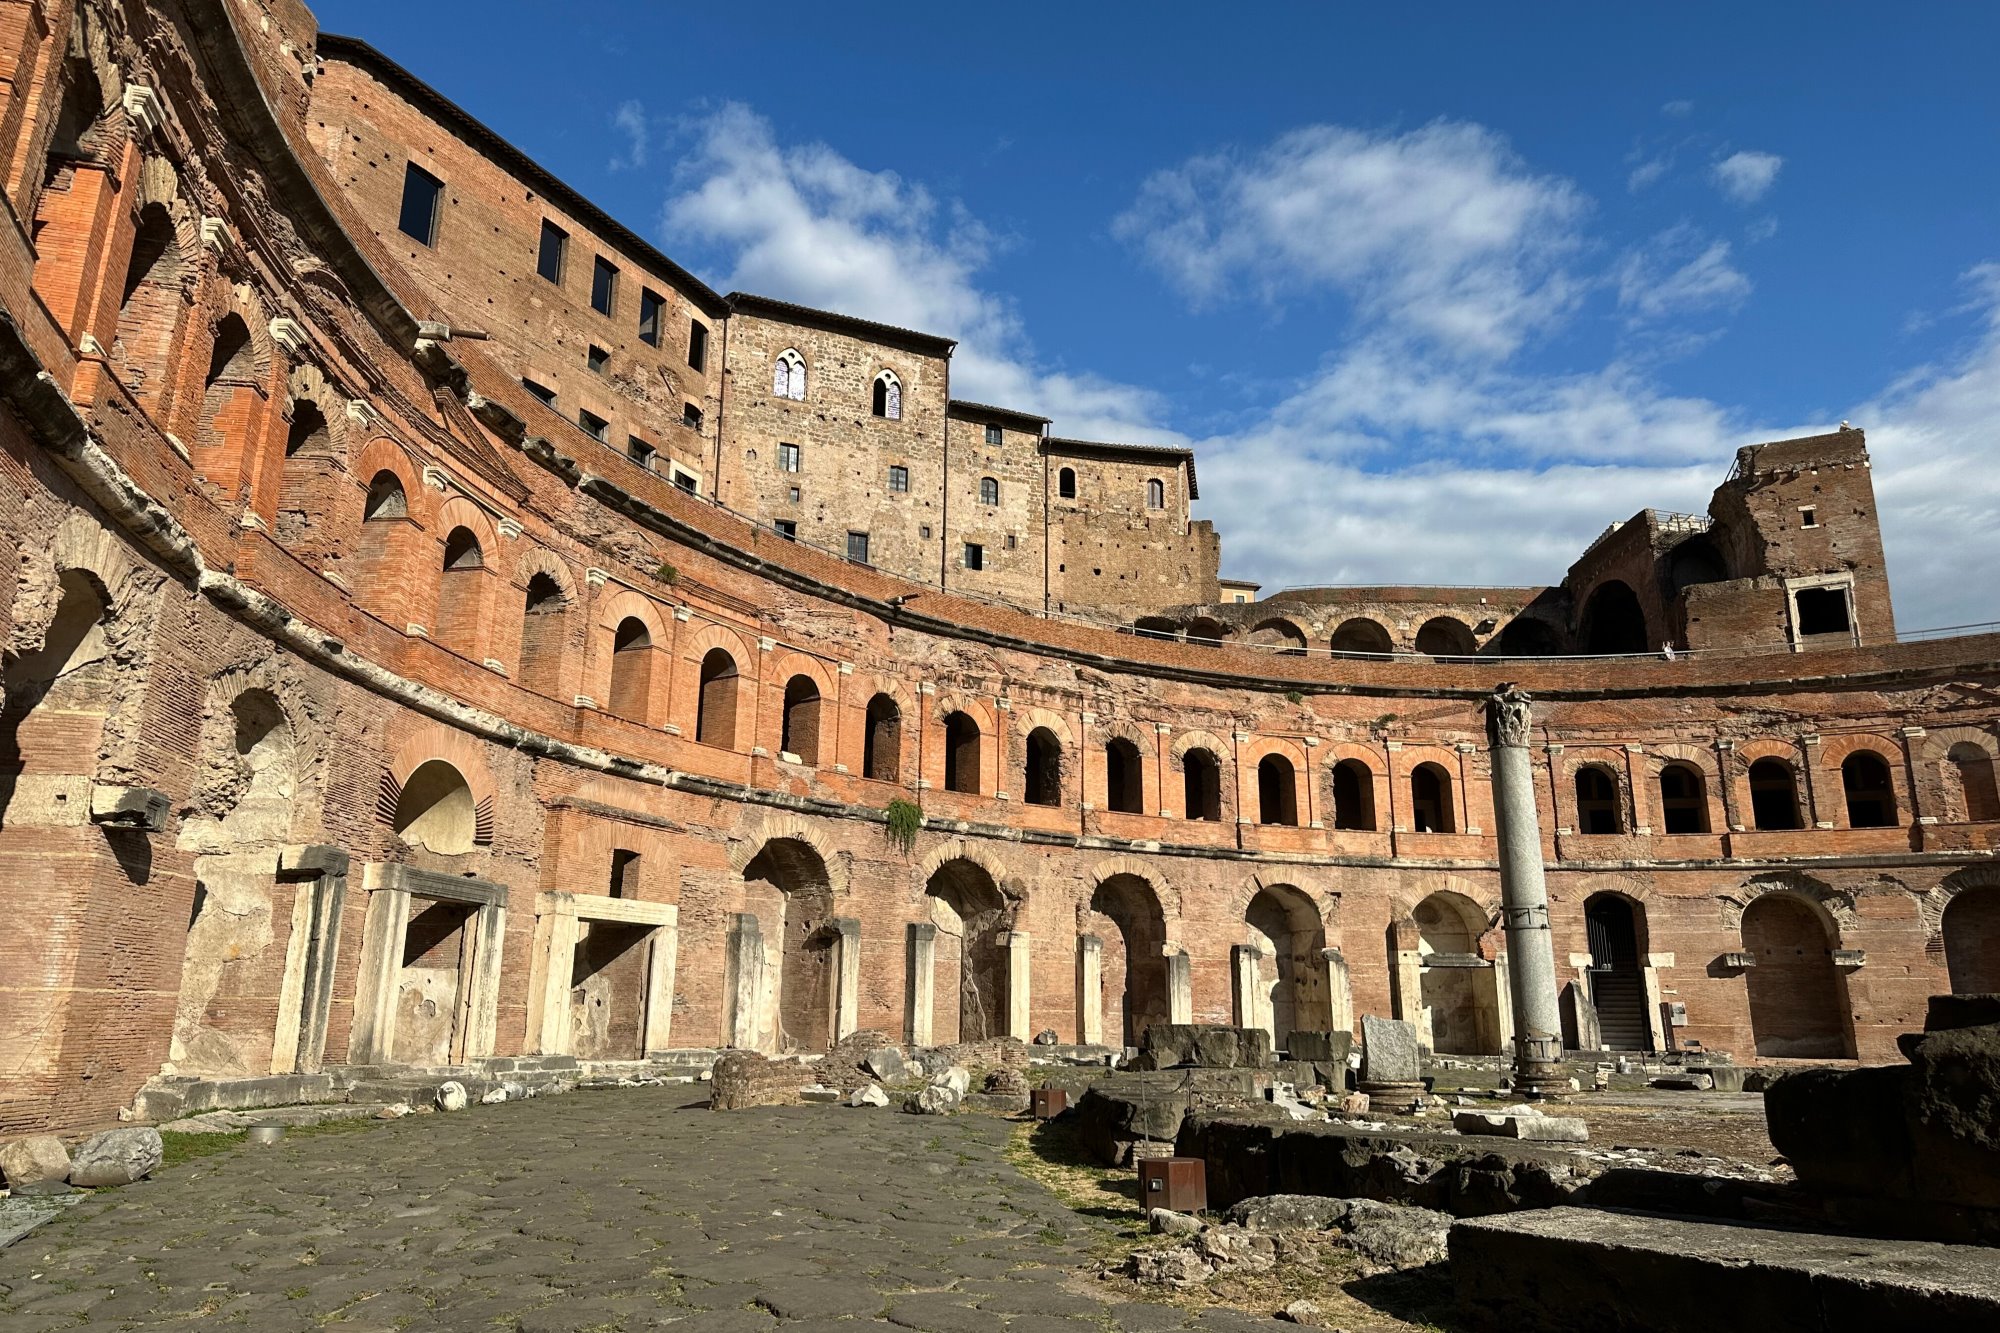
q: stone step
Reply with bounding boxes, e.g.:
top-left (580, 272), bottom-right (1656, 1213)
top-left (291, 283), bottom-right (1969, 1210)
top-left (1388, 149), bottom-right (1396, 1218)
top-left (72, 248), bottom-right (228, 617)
top-left (1451, 1207), bottom-right (2000, 1331)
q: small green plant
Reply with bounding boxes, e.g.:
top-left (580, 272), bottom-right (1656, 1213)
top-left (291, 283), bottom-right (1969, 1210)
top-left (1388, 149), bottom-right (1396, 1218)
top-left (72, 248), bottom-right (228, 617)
top-left (654, 560), bottom-right (679, 585)
top-left (884, 797), bottom-right (923, 854)
top-left (1285, 690), bottom-right (1304, 705)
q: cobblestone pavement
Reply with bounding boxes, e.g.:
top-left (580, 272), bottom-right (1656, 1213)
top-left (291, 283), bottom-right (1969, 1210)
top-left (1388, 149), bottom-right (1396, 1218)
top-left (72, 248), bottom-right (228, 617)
top-left (0, 1092), bottom-right (1276, 1331)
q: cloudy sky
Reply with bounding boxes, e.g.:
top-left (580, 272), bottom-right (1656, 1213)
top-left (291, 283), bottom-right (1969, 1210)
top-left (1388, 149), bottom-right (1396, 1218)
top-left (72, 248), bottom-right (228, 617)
top-left (321, 2), bottom-right (2000, 630)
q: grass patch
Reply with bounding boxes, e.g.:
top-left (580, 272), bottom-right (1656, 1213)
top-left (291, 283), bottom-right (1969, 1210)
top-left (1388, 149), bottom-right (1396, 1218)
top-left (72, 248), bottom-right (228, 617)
top-left (159, 1130), bottom-right (242, 1169)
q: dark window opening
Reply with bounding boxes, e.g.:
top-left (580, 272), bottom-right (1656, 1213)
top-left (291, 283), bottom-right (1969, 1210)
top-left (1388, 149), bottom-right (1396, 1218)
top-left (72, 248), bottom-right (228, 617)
top-left (980, 477), bottom-right (999, 505)
top-left (778, 442), bottom-right (800, 473)
top-left (285, 400), bottom-right (328, 458)
top-left (523, 377), bottom-right (556, 406)
top-left (1796, 586), bottom-right (1852, 636)
top-left (1659, 764), bottom-right (1709, 834)
top-left (626, 436), bottom-right (655, 470)
top-left (1025, 727), bottom-right (1062, 806)
top-left (1411, 763), bottom-right (1455, 833)
top-left (1841, 751), bottom-right (1897, 828)
top-left (1580, 580), bottom-right (1649, 655)
top-left (442, 526), bottom-right (484, 572)
top-left (872, 373), bottom-right (901, 419)
top-left (863, 694), bottom-right (901, 782)
top-left (1331, 759), bottom-right (1376, 830)
top-left (984, 423), bottom-right (1003, 446)
top-left (398, 162), bottom-right (443, 246)
top-left (591, 256), bottom-right (618, 316)
top-left (774, 519), bottom-right (797, 540)
top-left (1058, 467), bottom-right (1077, 499)
top-left (944, 712), bottom-right (981, 794)
top-left (363, 471), bottom-right (407, 521)
top-left (683, 402), bottom-right (703, 432)
top-left (1183, 748), bottom-right (1222, 821)
top-left (687, 320), bottom-right (709, 372)
top-left (587, 345), bottom-right (609, 374)
top-left (578, 408), bottom-right (608, 441)
top-left (1800, 507), bottom-right (1819, 529)
top-left (1105, 738), bottom-right (1143, 814)
top-left (638, 288), bottom-right (663, 346)
top-left (888, 464), bottom-right (909, 493)
top-left (537, 220), bottom-right (567, 283)
top-left (1952, 743), bottom-right (2000, 823)
top-left (1146, 478), bottom-right (1165, 509)
top-left (1575, 766), bottom-right (1624, 835)
top-left (1748, 758), bottom-right (1803, 831)
top-left (1257, 754), bottom-right (1298, 826)
top-left (781, 675), bottom-right (822, 766)
top-left (1329, 618), bottom-right (1395, 657)
top-left (672, 468), bottom-right (698, 494)
top-left (963, 542), bottom-right (984, 571)
top-left (609, 848), bottom-right (640, 899)
top-left (846, 531), bottom-right (870, 564)
top-left (696, 649), bottom-right (738, 747)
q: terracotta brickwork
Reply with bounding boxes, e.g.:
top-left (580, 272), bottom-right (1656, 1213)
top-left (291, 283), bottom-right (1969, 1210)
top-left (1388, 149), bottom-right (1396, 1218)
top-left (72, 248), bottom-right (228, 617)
top-left (0, 0), bottom-right (1997, 1140)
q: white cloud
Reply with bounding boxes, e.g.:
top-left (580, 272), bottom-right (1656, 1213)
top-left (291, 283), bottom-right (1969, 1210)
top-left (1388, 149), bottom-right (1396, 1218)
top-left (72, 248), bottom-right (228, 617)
top-left (1711, 150), bottom-right (1783, 204)
top-left (609, 100), bottom-right (649, 172)
top-left (1616, 228), bottom-right (1752, 322)
top-left (1661, 99), bottom-right (1695, 118)
top-left (1627, 157), bottom-right (1668, 193)
top-left (1112, 121), bottom-right (1589, 360)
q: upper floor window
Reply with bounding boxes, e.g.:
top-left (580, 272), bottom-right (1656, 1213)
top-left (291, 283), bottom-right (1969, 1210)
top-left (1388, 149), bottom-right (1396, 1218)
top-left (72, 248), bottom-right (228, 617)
top-left (773, 349), bottom-right (806, 401)
top-left (591, 256), bottom-right (618, 316)
top-left (627, 435), bottom-right (655, 470)
top-left (872, 370), bottom-right (902, 420)
top-left (963, 542), bottom-right (984, 571)
top-left (683, 402), bottom-right (704, 432)
top-left (984, 423), bottom-right (1003, 446)
top-left (398, 163), bottom-right (443, 246)
top-left (522, 377), bottom-right (556, 407)
top-left (586, 345), bottom-right (609, 374)
top-left (1147, 478), bottom-right (1166, 509)
top-left (671, 465), bottom-right (700, 494)
top-left (847, 531), bottom-right (871, 564)
top-left (537, 220), bottom-right (567, 283)
top-left (979, 477), bottom-right (999, 505)
top-left (638, 288), bottom-right (663, 346)
top-left (578, 408), bottom-right (608, 442)
top-left (778, 442), bottom-right (801, 473)
top-left (1058, 467), bottom-right (1077, 499)
top-left (688, 320), bottom-right (709, 372)
top-left (888, 464), bottom-right (909, 493)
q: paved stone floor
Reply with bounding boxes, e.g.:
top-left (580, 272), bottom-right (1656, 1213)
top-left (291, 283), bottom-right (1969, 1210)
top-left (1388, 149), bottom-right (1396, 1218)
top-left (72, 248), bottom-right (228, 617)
top-left (0, 1091), bottom-right (1277, 1331)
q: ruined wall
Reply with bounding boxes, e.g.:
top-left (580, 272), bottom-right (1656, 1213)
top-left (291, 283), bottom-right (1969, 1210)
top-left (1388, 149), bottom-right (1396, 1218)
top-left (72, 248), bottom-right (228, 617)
top-left (1049, 444), bottom-right (1217, 615)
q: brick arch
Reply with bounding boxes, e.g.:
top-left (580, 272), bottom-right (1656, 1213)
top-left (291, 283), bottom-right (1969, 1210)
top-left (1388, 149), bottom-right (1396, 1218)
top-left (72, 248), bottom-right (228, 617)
top-left (1170, 728), bottom-right (1230, 765)
top-left (1917, 725), bottom-right (1999, 765)
top-left (767, 650), bottom-right (836, 700)
top-left (1718, 871), bottom-right (1856, 932)
top-left (1087, 855), bottom-right (1181, 921)
top-left (1017, 706), bottom-right (1074, 748)
top-left (1561, 746), bottom-right (1634, 832)
top-left (1820, 732), bottom-right (1909, 829)
top-left (1919, 863), bottom-right (2000, 937)
top-left (593, 586), bottom-right (667, 639)
top-left (52, 510), bottom-right (145, 613)
top-left (729, 814), bottom-right (849, 900)
top-left (207, 281), bottom-right (276, 383)
top-left (380, 727), bottom-right (498, 849)
top-left (1093, 717), bottom-right (1157, 815)
top-left (187, 659), bottom-right (327, 813)
top-left (512, 545), bottom-right (576, 599)
top-left (930, 694), bottom-right (1000, 796)
top-left (918, 838), bottom-right (1010, 893)
top-left (1734, 737), bottom-right (1805, 768)
top-left (1228, 873), bottom-right (1339, 931)
top-left (1238, 735), bottom-right (1309, 769)
top-left (1648, 741), bottom-right (1722, 781)
top-left (432, 495), bottom-right (499, 554)
top-left (350, 437), bottom-right (433, 527)
top-left (678, 620), bottom-right (757, 747)
top-left (1388, 874), bottom-right (1501, 934)
top-left (768, 650), bottom-right (837, 763)
top-left (112, 156), bottom-right (203, 419)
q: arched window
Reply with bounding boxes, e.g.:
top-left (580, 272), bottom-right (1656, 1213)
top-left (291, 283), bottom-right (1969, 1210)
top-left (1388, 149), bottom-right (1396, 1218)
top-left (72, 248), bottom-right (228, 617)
top-left (518, 573), bottom-right (566, 696)
top-left (1748, 757), bottom-right (1802, 831)
top-left (781, 675), bottom-right (821, 765)
top-left (1257, 754), bottom-right (1298, 826)
top-left (1575, 766), bottom-right (1624, 834)
top-left (391, 759), bottom-right (477, 854)
top-left (1580, 581), bottom-right (1648, 655)
top-left (1183, 747), bottom-right (1221, 821)
top-left (979, 477), bottom-right (999, 506)
top-left (1146, 478), bottom-right (1165, 509)
top-left (1105, 737), bottom-right (1143, 814)
top-left (607, 617), bottom-right (652, 721)
top-left (198, 314), bottom-right (255, 455)
top-left (696, 648), bottom-right (738, 748)
top-left (363, 470), bottom-right (407, 521)
top-left (772, 348), bottom-right (806, 401)
top-left (435, 527), bottom-right (486, 654)
top-left (1331, 759), bottom-right (1375, 830)
top-left (1024, 727), bottom-right (1062, 806)
top-left (1415, 616), bottom-right (1477, 658)
top-left (1329, 617), bottom-right (1394, 657)
top-left (1058, 467), bottom-right (1077, 499)
top-left (863, 693), bottom-right (901, 782)
top-left (944, 711), bottom-right (981, 794)
top-left (1411, 762), bottom-right (1455, 833)
top-left (113, 202), bottom-right (187, 403)
top-left (1950, 743), bottom-right (2000, 822)
top-left (1658, 763), bottom-right (1709, 834)
top-left (1840, 751), bottom-right (1896, 828)
top-left (284, 400), bottom-right (328, 458)
top-left (872, 370), bottom-right (902, 420)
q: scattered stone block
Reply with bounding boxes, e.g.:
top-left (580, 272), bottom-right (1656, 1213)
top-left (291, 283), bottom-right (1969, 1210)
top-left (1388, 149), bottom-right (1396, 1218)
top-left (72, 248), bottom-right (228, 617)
top-left (1142, 1024), bottom-right (1274, 1069)
top-left (708, 1052), bottom-right (808, 1110)
top-left (1649, 1074), bottom-right (1712, 1091)
top-left (435, 1080), bottom-right (468, 1111)
top-left (849, 1083), bottom-right (890, 1108)
top-left (479, 1087), bottom-right (508, 1104)
top-left (1337, 1091), bottom-right (1371, 1116)
top-left (1285, 1030), bottom-right (1353, 1066)
top-left (1148, 1207), bottom-right (1202, 1236)
top-left (1035, 1028), bottom-right (1060, 1045)
top-left (906, 1084), bottom-right (962, 1115)
top-left (66, 1128), bottom-right (163, 1187)
top-left (932, 1065), bottom-right (971, 1096)
top-left (0, 1136), bottom-right (72, 1195)
top-left (799, 1085), bottom-right (840, 1104)
top-left (1278, 1299), bottom-right (1325, 1325)
top-left (984, 1068), bottom-right (1028, 1096)
top-left (861, 1047), bottom-right (906, 1083)
top-left (1453, 1110), bottom-right (1588, 1143)
top-left (1360, 1015), bottom-right (1421, 1085)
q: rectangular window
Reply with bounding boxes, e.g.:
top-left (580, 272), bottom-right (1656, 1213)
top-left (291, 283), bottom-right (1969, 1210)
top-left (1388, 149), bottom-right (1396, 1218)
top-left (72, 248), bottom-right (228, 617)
top-left (1006, 534), bottom-right (1017, 550)
top-left (670, 465), bottom-right (699, 494)
top-left (788, 485), bottom-right (801, 504)
top-left (846, 531), bottom-right (870, 564)
top-left (778, 442), bottom-right (800, 473)
top-left (609, 848), bottom-right (640, 899)
top-left (638, 288), bottom-right (663, 346)
top-left (1800, 506), bottom-right (1819, 529)
top-left (888, 464), bottom-right (909, 493)
top-left (537, 220), bottom-right (567, 283)
top-left (775, 519), bottom-right (798, 540)
top-left (984, 423), bottom-right (1002, 446)
top-left (683, 402), bottom-right (704, 431)
top-left (587, 345), bottom-right (609, 374)
top-left (920, 523), bottom-right (933, 540)
top-left (963, 542), bottom-right (984, 571)
top-left (397, 162), bottom-right (443, 246)
top-left (626, 435), bottom-right (655, 470)
top-left (591, 256), bottom-right (618, 316)
top-left (522, 377), bottom-right (556, 406)
top-left (578, 408), bottom-right (608, 441)
top-left (688, 320), bottom-right (709, 372)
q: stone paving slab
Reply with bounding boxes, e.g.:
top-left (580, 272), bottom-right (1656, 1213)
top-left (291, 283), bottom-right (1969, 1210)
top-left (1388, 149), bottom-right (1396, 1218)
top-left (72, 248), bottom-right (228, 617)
top-left (0, 1092), bottom-right (1249, 1329)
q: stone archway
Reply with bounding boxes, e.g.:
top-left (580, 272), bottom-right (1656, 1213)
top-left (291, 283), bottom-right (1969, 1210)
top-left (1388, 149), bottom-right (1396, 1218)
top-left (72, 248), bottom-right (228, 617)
top-left (1943, 886), bottom-right (2000, 994)
top-left (1742, 893), bottom-right (1850, 1059)
top-left (1088, 873), bottom-right (1169, 1048)
top-left (1409, 891), bottom-right (1504, 1055)
top-left (925, 857), bottom-right (1010, 1043)
top-left (742, 837), bottom-right (837, 1053)
top-left (1242, 884), bottom-right (1328, 1047)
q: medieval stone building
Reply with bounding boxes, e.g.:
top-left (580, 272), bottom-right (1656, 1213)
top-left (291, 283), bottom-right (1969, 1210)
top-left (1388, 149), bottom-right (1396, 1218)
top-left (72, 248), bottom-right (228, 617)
top-left (2, 0), bottom-right (1996, 1135)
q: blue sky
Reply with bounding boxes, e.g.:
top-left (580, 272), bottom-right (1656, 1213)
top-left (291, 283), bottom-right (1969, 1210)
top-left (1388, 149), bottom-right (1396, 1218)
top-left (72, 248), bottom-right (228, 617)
top-left (315, 2), bottom-right (2000, 629)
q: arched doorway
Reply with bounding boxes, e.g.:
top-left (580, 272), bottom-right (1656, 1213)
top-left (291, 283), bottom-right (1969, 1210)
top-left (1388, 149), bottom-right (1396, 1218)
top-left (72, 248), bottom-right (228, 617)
top-left (742, 837), bottom-right (837, 1053)
top-left (925, 858), bottom-right (1009, 1042)
top-left (1410, 891), bottom-right (1501, 1055)
top-left (1414, 617), bottom-right (1477, 659)
top-left (1741, 894), bottom-right (1849, 1059)
top-left (1583, 894), bottom-right (1652, 1051)
top-left (1580, 581), bottom-right (1648, 654)
top-left (1943, 887), bottom-right (2000, 994)
top-left (1329, 617), bottom-right (1394, 657)
top-left (1243, 885), bottom-right (1327, 1047)
top-left (1089, 873), bottom-right (1168, 1048)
